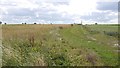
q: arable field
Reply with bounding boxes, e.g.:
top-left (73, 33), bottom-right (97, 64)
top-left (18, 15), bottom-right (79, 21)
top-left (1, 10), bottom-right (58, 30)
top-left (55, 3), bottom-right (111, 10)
top-left (2, 24), bottom-right (119, 66)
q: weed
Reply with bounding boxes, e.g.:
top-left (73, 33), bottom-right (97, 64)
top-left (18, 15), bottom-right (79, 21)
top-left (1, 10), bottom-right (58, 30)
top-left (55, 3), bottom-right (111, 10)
top-left (86, 53), bottom-right (97, 65)
top-left (28, 34), bottom-right (35, 47)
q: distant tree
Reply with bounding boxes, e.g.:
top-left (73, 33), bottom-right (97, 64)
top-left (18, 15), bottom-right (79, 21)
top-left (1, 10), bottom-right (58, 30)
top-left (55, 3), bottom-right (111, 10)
top-left (34, 23), bottom-right (37, 24)
top-left (95, 23), bottom-right (97, 25)
top-left (77, 24), bottom-right (82, 25)
top-left (5, 23), bottom-right (6, 25)
top-left (0, 21), bottom-right (2, 24)
top-left (25, 23), bottom-right (26, 24)
top-left (71, 24), bottom-right (73, 26)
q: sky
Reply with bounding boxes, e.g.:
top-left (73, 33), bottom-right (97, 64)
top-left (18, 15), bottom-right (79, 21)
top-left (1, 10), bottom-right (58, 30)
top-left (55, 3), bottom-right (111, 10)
top-left (0, 0), bottom-right (119, 24)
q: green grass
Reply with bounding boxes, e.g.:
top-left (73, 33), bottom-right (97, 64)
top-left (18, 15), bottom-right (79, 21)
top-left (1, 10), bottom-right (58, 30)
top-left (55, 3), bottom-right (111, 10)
top-left (84, 25), bottom-right (120, 39)
top-left (59, 25), bottom-right (118, 66)
top-left (85, 25), bottom-right (119, 33)
top-left (2, 24), bottom-right (119, 66)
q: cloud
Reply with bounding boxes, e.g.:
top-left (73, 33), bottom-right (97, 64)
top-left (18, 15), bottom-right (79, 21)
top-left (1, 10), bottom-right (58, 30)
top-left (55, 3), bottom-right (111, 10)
top-left (79, 2), bottom-right (118, 24)
top-left (118, 1), bottom-right (120, 12)
top-left (1, 1), bottom-right (74, 24)
top-left (0, 0), bottom-right (74, 24)
top-left (96, 2), bottom-right (118, 12)
top-left (0, 0), bottom-right (118, 24)
top-left (97, 0), bottom-right (119, 2)
top-left (6, 8), bottom-right (35, 16)
top-left (80, 11), bottom-right (117, 23)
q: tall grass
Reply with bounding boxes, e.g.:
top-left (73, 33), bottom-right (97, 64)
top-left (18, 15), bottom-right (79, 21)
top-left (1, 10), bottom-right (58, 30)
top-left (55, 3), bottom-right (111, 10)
top-left (2, 24), bottom-right (119, 66)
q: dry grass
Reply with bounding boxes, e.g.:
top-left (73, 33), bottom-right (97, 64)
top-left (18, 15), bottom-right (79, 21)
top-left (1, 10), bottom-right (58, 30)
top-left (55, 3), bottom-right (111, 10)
top-left (2, 24), bottom-right (70, 40)
top-left (2, 24), bottom-right (71, 66)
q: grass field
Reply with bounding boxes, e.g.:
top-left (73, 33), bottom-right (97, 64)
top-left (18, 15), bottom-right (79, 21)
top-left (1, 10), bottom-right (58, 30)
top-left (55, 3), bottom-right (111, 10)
top-left (2, 24), bottom-right (119, 66)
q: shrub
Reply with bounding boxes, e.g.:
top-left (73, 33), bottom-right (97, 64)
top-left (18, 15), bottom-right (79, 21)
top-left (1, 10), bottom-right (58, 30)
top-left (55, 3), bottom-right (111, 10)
top-left (59, 26), bottom-right (63, 29)
top-left (34, 23), bottom-right (37, 24)
top-left (86, 53), bottom-right (97, 65)
top-left (0, 21), bottom-right (2, 24)
top-left (104, 32), bottom-right (119, 37)
top-left (71, 24), bottom-right (73, 26)
top-left (95, 23), bottom-right (97, 25)
top-left (77, 24), bottom-right (82, 25)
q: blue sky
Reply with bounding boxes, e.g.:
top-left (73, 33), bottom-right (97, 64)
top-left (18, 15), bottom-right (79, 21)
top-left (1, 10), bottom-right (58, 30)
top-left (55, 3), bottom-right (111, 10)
top-left (0, 0), bottom-right (119, 24)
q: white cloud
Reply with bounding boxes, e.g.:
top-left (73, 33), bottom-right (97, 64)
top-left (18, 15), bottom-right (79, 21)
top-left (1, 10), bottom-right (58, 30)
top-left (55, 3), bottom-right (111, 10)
top-left (56, 0), bottom-right (97, 15)
top-left (97, 0), bottom-right (119, 2)
top-left (0, 0), bottom-right (118, 24)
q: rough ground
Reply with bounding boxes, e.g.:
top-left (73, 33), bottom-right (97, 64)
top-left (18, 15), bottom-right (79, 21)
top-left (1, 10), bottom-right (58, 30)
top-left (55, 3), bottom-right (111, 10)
top-left (2, 24), bottom-right (119, 66)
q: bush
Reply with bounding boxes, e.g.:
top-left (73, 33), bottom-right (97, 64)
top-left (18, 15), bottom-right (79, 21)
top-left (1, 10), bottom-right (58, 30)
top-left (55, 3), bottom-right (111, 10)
top-left (59, 26), bottom-right (63, 29)
top-left (86, 53), bottom-right (96, 65)
top-left (77, 24), bottom-right (82, 25)
top-left (0, 21), bottom-right (2, 24)
top-left (71, 24), bottom-right (73, 26)
top-left (34, 23), bottom-right (37, 24)
top-left (95, 23), bottom-right (97, 25)
top-left (104, 32), bottom-right (119, 37)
